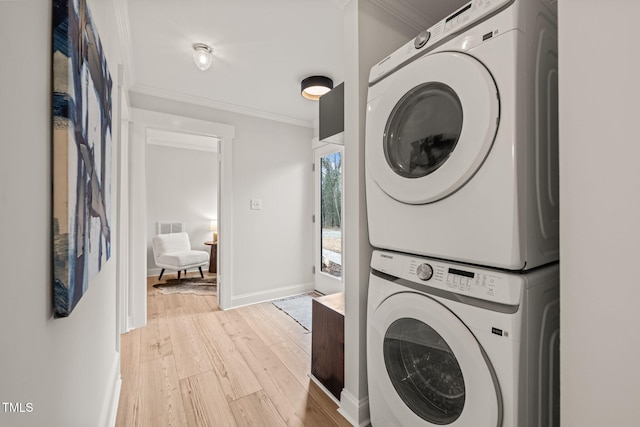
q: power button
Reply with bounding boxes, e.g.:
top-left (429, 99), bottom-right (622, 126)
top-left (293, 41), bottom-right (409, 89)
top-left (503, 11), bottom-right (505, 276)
top-left (416, 263), bottom-right (433, 281)
top-left (414, 30), bottom-right (431, 49)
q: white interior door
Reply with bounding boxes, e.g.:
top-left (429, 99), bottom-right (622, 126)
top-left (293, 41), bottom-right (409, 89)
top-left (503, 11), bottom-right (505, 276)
top-left (314, 143), bottom-right (344, 295)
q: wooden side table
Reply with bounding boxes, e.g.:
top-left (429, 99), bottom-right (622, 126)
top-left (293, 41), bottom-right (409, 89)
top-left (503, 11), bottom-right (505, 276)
top-left (311, 292), bottom-right (345, 400)
top-left (204, 241), bottom-right (217, 273)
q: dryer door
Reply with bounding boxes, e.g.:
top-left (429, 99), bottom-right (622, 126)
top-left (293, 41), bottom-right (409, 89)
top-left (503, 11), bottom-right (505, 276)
top-left (366, 52), bottom-right (499, 204)
top-left (369, 291), bottom-right (501, 426)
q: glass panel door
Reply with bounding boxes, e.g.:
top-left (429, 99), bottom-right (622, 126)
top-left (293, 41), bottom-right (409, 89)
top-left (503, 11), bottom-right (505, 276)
top-left (384, 82), bottom-right (463, 179)
top-left (384, 318), bottom-right (465, 424)
top-left (314, 144), bottom-right (344, 295)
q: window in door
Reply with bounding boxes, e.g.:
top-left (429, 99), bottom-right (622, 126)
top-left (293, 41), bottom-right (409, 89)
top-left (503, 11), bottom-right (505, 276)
top-left (321, 150), bottom-right (342, 277)
top-left (314, 144), bottom-right (344, 295)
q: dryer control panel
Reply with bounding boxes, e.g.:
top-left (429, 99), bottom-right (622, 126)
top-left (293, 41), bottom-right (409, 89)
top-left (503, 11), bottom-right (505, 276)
top-left (371, 250), bottom-right (523, 306)
top-left (369, 0), bottom-right (514, 85)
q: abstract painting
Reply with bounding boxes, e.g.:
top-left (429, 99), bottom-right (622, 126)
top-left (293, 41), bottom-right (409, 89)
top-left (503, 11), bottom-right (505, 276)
top-left (52, 0), bottom-right (112, 317)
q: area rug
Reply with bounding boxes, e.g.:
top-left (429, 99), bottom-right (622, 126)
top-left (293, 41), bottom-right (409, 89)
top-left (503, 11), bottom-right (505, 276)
top-left (153, 277), bottom-right (217, 296)
top-left (272, 294), bottom-right (313, 331)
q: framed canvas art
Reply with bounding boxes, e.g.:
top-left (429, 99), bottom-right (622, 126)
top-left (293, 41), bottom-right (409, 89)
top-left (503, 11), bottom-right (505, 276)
top-left (52, 0), bottom-right (113, 317)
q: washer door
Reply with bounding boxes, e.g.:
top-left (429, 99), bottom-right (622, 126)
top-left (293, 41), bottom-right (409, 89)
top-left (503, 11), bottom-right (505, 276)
top-left (366, 52), bottom-right (499, 204)
top-left (369, 292), bottom-right (501, 426)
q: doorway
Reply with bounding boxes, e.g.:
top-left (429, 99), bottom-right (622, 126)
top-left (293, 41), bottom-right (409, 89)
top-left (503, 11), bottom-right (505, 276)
top-left (314, 143), bottom-right (345, 295)
top-left (145, 128), bottom-right (220, 285)
top-left (122, 110), bottom-right (235, 332)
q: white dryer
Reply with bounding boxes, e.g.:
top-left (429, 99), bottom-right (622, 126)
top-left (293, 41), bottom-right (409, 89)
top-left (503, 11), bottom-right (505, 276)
top-left (365, 0), bottom-right (559, 270)
top-left (367, 250), bottom-right (559, 427)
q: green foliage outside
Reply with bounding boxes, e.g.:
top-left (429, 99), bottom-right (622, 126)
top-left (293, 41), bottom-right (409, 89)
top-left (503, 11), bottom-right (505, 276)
top-left (321, 152), bottom-right (342, 229)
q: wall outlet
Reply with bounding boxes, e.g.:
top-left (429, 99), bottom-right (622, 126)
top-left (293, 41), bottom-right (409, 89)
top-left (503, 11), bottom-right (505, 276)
top-left (250, 199), bottom-right (262, 210)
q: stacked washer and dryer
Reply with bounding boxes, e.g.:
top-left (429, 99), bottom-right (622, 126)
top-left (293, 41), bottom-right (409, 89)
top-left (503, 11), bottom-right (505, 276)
top-left (364, 0), bottom-right (559, 426)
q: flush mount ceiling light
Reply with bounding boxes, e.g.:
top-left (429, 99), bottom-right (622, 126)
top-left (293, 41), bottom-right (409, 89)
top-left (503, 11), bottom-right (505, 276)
top-left (192, 43), bottom-right (213, 71)
top-left (301, 75), bottom-right (333, 100)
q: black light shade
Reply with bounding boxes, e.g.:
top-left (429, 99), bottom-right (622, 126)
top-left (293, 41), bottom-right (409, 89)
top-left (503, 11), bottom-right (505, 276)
top-left (301, 75), bottom-right (334, 100)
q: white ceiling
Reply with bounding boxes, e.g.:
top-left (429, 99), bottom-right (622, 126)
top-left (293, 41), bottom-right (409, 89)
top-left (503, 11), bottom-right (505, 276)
top-left (123, 0), bottom-right (467, 127)
top-left (370, 0), bottom-right (467, 33)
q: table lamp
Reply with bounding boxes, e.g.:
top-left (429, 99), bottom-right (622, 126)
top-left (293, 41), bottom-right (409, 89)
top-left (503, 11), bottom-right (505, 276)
top-left (210, 220), bottom-right (218, 242)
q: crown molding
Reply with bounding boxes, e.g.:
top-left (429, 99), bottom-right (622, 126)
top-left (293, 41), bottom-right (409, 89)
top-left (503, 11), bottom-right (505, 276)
top-left (130, 84), bottom-right (314, 128)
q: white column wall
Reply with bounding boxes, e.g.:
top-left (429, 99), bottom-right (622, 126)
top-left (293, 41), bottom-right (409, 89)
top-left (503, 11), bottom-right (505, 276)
top-left (559, 1), bottom-right (640, 425)
top-left (339, 1), bottom-right (416, 425)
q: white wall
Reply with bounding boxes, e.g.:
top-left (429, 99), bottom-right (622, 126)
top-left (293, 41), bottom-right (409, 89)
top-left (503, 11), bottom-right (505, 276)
top-left (146, 144), bottom-right (218, 274)
top-left (559, 1), bottom-right (640, 425)
top-left (0, 0), bottom-right (123, 425)
top-left (130, 93), bottom-right (314, 306)
top-left (340, 1), bottom-right (416, 425)
top-left (230, 117), bottom-right (313, 303)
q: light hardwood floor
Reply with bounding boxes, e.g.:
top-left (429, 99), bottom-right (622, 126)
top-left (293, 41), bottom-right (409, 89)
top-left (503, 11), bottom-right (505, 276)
top-left (115, 273), bottom-right (351, 427)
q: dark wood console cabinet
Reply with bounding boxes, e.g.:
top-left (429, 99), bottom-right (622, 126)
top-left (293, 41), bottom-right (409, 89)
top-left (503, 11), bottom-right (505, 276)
top-left (311, 292), bottom-right (345, 400)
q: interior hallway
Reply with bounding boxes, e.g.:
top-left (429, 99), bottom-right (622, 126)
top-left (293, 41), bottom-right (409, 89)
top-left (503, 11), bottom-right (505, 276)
top-left (116, 274), bottom-right (350, 426)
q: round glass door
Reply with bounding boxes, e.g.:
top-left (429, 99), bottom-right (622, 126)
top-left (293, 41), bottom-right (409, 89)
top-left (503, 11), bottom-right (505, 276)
top-left (367, 288), bottom-right (501, 426)
top-left (384, 83), bottom-right (463, 179)
top-left (384, 318), bottom-right (465, 424)
top-left (365, 52), bottom-right (499, 204)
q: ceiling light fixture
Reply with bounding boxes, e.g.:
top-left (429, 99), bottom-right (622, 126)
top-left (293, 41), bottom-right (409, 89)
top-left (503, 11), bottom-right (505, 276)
top-left (301, 75), bottom-right (333, 100)
top-left (193, 43), bottom-right (213, 71)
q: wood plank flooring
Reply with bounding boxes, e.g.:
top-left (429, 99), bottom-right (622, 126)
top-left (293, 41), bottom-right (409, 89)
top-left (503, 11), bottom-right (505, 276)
top-left (115, 273), bottom-right (350, 427)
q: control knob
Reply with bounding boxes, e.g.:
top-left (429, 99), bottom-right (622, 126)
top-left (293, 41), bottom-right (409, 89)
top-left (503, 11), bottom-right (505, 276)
top-left (414, 30), bottom-right (431, 49)
top-left (416, 263), bottom-right (433, 281)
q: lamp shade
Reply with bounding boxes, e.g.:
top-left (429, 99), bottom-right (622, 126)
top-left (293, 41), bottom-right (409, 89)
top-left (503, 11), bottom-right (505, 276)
top-left (301, 75), bottom-right (333, 100)
top-left (193, 43), bottom-right (213, 71)
top-left (210, 219), bottom-right (218, 242)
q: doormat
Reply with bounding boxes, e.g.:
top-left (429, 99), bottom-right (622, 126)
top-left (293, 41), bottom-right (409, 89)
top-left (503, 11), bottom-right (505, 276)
top-left (153, 277), bottom-right (217, 296)
top-left (272, 294), bottom-right (313, 331)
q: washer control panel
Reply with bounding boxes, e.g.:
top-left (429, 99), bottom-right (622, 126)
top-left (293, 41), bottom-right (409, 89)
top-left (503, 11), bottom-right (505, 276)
top-left (370, 0), bottom-right (513, 84)
top-left (371, 250), bottom-right (522, 305)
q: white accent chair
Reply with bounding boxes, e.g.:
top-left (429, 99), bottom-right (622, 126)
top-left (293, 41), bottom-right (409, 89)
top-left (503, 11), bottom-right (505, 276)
top-left (152, 232), bottom-right (209, 281)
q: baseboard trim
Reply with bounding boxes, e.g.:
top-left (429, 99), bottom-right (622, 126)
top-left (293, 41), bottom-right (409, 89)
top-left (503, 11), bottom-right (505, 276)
top-left (230, 282), bottom-right (315, 308)
top-left (338, 389), bottom-right (370, 427)
top-left (147, 267), bottom-right (162, 277)
top-left (100, 354), bottom-right (122, 427)
top-left (126, 315), bottom-right (134, 333)
top-left (309, 373), bottom-right (340, 406)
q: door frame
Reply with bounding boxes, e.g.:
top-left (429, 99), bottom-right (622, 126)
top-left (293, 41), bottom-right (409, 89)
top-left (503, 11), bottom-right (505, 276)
top-left (127, 109), bottom-right (235, 331)
top-left (313, 139), bottom-right (345, 295)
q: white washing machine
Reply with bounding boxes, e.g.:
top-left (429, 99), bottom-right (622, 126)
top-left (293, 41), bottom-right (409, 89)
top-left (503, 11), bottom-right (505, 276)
top-left (367, 250), bottom-right (559, 427)
top-left (365, 0), bottom-right (559, 270)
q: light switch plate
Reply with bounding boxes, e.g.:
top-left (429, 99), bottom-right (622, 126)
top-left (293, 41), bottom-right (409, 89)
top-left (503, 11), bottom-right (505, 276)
top-left (250, 199), bottom-right (262, 210)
